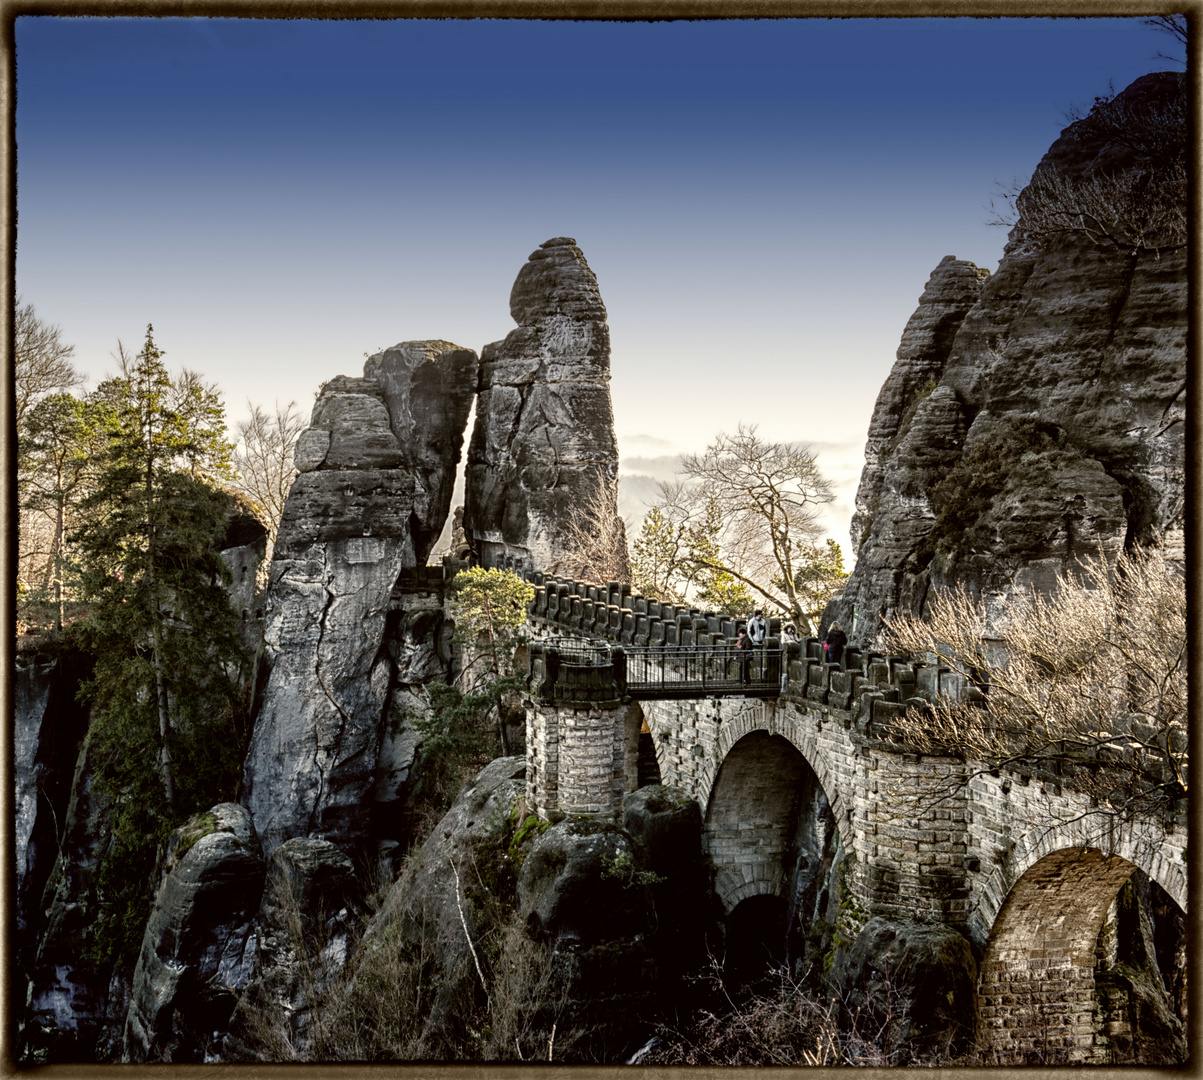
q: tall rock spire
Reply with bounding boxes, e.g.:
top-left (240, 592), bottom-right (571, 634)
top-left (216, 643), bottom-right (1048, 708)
top-left (464, 237), bottom-right (629, 580)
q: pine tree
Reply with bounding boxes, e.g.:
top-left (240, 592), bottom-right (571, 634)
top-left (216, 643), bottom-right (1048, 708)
top-left (68, 326), bottom-right (247, 967)
top-left (19, 392), bottom-right (115, 629)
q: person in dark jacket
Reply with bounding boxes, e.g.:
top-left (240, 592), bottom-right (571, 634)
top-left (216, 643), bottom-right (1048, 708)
top-left (736, 627), bottom-right (754, 685)
top-left (823, 621), bottom-right (847, 665)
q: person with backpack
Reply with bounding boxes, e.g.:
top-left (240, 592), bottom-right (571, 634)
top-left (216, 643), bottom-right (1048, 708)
top-left (747, 609), bottom-right (767, 648)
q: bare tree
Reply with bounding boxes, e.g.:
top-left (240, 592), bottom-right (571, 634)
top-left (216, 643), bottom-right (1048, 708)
top-left (1145, 14), bottom-right (1187, 65)
top-left (882, 545), bottom-right (1186, 819)
top-left (559, 475), bottom-right (631, 585)
top-left (232, 400), bottom-right (305, 555)
top-left (990, 75), bottom-right (1186, 258)
top-left (14, 300), bottom-right (83, 433)
top-left (646, 424), bottom-right (836, 633)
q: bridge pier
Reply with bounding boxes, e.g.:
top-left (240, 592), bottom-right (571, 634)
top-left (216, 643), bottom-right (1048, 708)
top-left (524, 640), bottom-right (634, 819)
top-left (526, 700), bottom-right (628, 817)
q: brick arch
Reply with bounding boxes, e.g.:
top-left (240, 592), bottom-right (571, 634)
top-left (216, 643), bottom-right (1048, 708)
top-left (703, 731), bottom-right (822, 912)
top-left (970, 816), bottom-right (1187, 947)
top-left (699, 700), bottom-right (855, 861)
top-left (975, 846), bottom-right (1145, 1064)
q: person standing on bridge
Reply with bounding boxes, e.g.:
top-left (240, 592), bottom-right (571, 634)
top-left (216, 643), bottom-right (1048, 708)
top-left (736, 627), bottom-right (754, 686)
top-left (823, 621), bottom-right (847, 665)
top-left (747, 609), bottom-right (768, 648)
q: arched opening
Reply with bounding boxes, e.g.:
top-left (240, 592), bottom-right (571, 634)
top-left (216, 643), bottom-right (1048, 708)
top-left (636, 712), bottom-right (661, 789)
top-left (705, 731), bottom-right (839, 984)
top-left (979, 850), bottom-right (1187, 1065)
top-left (725, 894), bottom-right (788, 985)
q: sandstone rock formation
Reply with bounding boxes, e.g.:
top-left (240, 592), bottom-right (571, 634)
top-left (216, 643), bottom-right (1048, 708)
top-left (124, 804), bottom-right (264, 1063)
top-left (358, 756), bottom-right (528, 1058)
top-left (464, 237), bottom-right (628, 579)
top-left (243, 344), bottom-right (477, 859)
top-left (830, 917), bottom-right (979, 1058)
top-left (828, 72), bottom-right (1186, 642)
top-left (21, 733), bottom-right (120, 1063)
top-left (15, 650), bottom-right (91, 983)
top-left (224, 837), bottom-right (359, 1060)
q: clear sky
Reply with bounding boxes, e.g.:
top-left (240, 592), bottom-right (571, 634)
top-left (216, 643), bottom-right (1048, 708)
top-left (14, 15), bottom-right (1182, 562)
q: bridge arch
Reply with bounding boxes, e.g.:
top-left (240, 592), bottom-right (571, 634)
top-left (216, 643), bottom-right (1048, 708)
top-left (701, 700), bottom-right (854, 861)
top-left (977, 849), bottom-right (1142, 1062)
top-left (702, 725), bottom-right (847, 921)
top-left (969, 815), bottom-right (1187, 947)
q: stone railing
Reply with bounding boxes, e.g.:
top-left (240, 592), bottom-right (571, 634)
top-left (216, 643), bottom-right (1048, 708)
top-left (520, 572), bottom-right (974, 719)
top-left (511, 572), bottom-right (1183, 796)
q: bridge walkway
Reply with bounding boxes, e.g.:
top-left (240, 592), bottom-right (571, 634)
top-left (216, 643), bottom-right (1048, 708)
top-left (534, 636), bottom-right (784, 701)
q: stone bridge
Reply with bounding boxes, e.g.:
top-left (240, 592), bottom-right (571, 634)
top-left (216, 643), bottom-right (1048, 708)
top-left (518, 573), bottom-right (1188, 1064)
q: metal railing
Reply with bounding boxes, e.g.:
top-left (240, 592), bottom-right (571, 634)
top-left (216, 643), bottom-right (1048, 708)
top-left (621, 645), bottom-right (783, 699)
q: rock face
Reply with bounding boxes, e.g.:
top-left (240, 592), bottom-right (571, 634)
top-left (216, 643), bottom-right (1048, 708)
top-left (243, 344), bottom-right (477, 859)
top-left (15, 650), bottom-right (92, 985)
top-left (464, 237), bottom-right (628, 579)
top-left (829, 72), bottom-right (1186, 641)
top-left (124, 804), bottom-right (264, 1063)
top-left (21, 735), bottom-right (120, 1064)
top-left (830, 917), bottom-right (979, 1059)
top-left (223, 837), bottom-right (359, 1061)
top-left (365, 340), bottom-right (479, 560)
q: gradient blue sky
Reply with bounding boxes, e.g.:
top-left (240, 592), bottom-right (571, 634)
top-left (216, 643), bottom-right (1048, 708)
top-left (15, 16), bottom-right (1182, 561)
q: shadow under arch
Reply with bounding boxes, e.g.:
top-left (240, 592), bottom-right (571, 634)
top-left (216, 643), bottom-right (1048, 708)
top-left (976, 845), bottom-right (1186, 1065)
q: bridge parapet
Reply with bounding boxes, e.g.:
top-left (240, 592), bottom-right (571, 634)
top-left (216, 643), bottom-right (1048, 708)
top-left (525, 572), bottom-right (949, 706)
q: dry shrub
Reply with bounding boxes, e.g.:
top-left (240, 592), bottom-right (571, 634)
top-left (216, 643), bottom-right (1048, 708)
top-left (645, 961), bottom-right (965, 1067)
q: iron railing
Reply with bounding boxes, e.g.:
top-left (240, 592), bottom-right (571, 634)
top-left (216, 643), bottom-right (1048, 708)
top-left (621, 645), bottom-right (783, 699)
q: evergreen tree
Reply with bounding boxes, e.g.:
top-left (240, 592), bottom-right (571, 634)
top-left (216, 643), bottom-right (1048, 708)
top-left (68, 326), bottom-right (247, 968)
top-left (19, 392), bottom-right (115, 629)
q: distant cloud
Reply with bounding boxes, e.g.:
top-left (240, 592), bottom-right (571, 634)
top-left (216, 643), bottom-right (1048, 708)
top-left (618, 455), bottom-right (684, 481)
top-left (619, 433), bottom-right (678, 452)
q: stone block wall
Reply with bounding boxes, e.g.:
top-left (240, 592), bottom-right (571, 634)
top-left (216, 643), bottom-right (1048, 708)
top-left (526, 701), bottom-right (626, 818)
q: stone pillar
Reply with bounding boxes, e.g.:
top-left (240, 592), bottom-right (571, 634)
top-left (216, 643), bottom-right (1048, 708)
top-left (558, 704), bottom-right (626, 815)
top-left (526, 701), bottom-right (561, 819)
top-left (526, 700), bottom-right (626, 818)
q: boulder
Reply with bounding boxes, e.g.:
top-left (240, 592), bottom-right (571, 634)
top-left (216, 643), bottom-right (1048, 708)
top-left (357, 756), bottom-right (528, 1059)
top-left (518, 819), bottom-right (652, 946)
top-left (123, 804), bottom-right (265, 1063)
top-left (464, 237), bottom-right (628, 578)
top-left (828, 72), bottom-right (1186, 642)
top-left (829, 917), bottom-right (978, 1059)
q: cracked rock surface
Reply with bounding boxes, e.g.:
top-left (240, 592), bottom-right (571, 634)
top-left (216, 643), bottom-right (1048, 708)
top-left (123, 804), bottom-right (264, 1063)
top-left (464, 237), bottom-right (628, 578)
top-left (243, 344), bottom-right (476, 859)
top-left (827, 73), bottom-right (1186, 642)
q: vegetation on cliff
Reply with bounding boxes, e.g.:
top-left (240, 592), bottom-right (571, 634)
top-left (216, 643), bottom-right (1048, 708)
top-left (883, 544), bottom-right (1186, 819)
top-left (630, 424), bottom-right (847, 631)
top-left (45, 327), bottom-right (254, 969)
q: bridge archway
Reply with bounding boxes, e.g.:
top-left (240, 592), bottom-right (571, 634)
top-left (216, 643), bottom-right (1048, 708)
top-left (970, 816), bottom-right (1187, 946)
top-left (703, 731), bottom-right (845, 982)
top-left (976, 846), bottom-right (1186, 1064)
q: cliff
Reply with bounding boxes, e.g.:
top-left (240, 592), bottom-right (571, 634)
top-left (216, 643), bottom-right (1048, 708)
top-left (828, 72), bottom-right (1186, 641)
